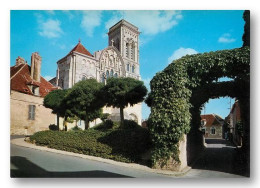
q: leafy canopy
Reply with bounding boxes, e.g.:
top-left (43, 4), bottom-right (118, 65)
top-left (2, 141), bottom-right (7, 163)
top-left (102, 77), bottom-right (148, 108)
top-left (64, 79), bottom-right (104, 124)
top-left (43, 89), bottom-right (68, 116)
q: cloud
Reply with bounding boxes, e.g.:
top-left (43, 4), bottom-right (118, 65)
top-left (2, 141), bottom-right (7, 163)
top-left (81, 11), bottom-right (102, 37)
top-left (218, 33), bottom-right (236, 43)
top-left (168, 47), bottom-right (198, 64)
top-left (62, 10), bottom-right (74, 20)
top-left (105, 10), bottom-right (182, 36)
top-left (37, 16), bottom-right (63, 38)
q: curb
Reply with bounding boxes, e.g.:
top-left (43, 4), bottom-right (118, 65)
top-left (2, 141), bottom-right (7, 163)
top-left (11, 138), bottom-right (191, 177)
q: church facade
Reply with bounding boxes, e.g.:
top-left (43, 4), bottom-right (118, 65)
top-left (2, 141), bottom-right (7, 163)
top-left (50, 20), bottom-right (142, 126)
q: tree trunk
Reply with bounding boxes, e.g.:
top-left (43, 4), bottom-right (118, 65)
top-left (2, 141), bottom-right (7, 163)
top-left (120, 106), bottom-right (124, 128)
top-left (57, 112), bottom-right (60, 131)
top-left (85, 114), bottom-right (89, 130)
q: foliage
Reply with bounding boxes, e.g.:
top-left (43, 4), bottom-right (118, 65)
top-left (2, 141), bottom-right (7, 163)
top-left (64, 79), bottom-right (104, 129)
top-left (48, 124), bottom-right (59, 131)
top-left (121, 119), bottom-right (140, 129)
top-left (93, 119), bottom-right (119, 130)
top-left (242, 10), bottom-right (250, 47)
top-left (101, 77), bottom-right (147, 127)
top-left (148, 46), bottom-right (250, 167)
top-left (100, 113), bottom-right (110, 122)
top-left (43, 89), bottom-right (68, 115)
top-left (30, 128), bottom-right (152, 164)
top-left (70, 126), bottom-right (83, 132)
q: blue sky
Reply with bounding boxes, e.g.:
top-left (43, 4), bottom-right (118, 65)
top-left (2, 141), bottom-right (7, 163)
top-left (10, 10), bottom-right (245, 120)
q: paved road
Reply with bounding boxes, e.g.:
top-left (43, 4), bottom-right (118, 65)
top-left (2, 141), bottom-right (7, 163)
top-left (10, 137), bottom-right (247, 178)
top-left (185, 139), bottom-right (248, 178)
top-left (11, 144), bottom-right (171, 178)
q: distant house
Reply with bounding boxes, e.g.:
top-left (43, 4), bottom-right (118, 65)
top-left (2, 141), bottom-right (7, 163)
top-left (10, 53), bottom-right (59, 135)
top-left (200, 114), bottom-right (224, 139)
top-left (226, 100), bottom-right (242, 146)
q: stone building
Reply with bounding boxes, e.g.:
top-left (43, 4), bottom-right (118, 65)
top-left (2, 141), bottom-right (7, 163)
top-left (10, 53), bottom-right (59, 135)
top-left (226, 100), bottom-right (242, 146)
top-left (200, 114), bottom-right (224, 139)
top-left (50, 19), bottom-right (142, 127)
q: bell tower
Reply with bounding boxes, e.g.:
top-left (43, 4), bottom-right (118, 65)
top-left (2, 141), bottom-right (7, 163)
top-left (108, 20), bottom-right (140, 80)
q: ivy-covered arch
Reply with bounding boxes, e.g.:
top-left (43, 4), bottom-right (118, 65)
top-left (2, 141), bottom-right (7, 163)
top-left (148, 46), bottom-right (250, 169)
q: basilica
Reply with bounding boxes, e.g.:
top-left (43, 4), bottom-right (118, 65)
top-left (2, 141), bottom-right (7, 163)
top-left (50, 19), bottom-right (142, 126)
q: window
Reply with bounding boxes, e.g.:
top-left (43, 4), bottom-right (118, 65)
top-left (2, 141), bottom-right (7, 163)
top-left (28, 105), bottom-right (36, 120)
top-left (131, 43), bottom-right (135, 60)
top-left (82, 76), bottom-right (87, 81)
top-left (132, 65), bottom-right (135, 73)
top-left (114, 73), bottom-right (118, 78)
top-left (106, 70), bottom-right (109, 78)
top-left (211, 127), bottom-right (216, 135)
top-left (127, 64), bottom-right (130, 72)
top-left (126, 43), bottom-right (129, 58)
top-left (110, 69), bottom-right (114, 77)
top-left (101, 73), bottom-right (105, 83)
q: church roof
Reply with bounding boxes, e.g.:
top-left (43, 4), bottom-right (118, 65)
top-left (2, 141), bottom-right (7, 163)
top-left (10, 64), bottom-right (58, 97)
top-left (67, 41), bottom-right (93, 57)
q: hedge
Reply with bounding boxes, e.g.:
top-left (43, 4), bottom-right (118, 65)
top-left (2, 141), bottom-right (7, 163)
top-left (30, 127), bottom-right (152, 164)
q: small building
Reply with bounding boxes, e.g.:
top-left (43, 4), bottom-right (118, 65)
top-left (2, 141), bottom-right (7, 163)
top-left (10, 53), bottom-right (59, 135)
top-left (200, 114), bottom-right (224, 139)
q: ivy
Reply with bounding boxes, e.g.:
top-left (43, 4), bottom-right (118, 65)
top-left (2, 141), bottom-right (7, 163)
top-left (148, 47), bottom-right (250, 167)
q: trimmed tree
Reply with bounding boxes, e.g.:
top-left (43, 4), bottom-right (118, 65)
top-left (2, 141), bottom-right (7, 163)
top-left (64, 79), bottom-right (104, 130)
top-left (43, 89), bottom-right (68, 130)
top-left (102, 77), bottom-right (147, 127)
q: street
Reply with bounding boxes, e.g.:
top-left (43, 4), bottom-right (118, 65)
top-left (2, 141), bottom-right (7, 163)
top-left (10, 137), bottom-right (246, 178)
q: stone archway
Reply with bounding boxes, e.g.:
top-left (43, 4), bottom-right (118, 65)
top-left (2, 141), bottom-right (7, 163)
top-left (147, 47), bottom-right (250, 171)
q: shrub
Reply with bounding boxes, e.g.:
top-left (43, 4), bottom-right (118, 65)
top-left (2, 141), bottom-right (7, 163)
top-left (49, 124), bottom-right (59, 131)
top-left (30, 128), bottom-right (152, 164)
top-left (93, 120), bottom-right (119, 130)
top-left (70, 126), bottom-right (82, 131)
top-left (121, 120), bottom-right (140, 129)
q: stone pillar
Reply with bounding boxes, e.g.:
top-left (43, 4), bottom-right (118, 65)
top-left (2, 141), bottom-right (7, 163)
top-left (154, 135), bottom-right (188, 171)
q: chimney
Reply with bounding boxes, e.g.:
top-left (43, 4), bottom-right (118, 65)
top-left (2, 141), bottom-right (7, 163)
top-left (15, 56), bottom-right (26, 66)
top-left (30, 52), bottom-right (42, 82)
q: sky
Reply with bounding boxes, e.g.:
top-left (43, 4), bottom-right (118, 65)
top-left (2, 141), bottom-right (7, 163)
top-left (10, 10), bottom-right (245, 120)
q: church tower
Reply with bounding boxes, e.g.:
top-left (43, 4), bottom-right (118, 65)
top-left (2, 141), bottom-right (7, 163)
top-left (108, 20), bottom-right (140, 80)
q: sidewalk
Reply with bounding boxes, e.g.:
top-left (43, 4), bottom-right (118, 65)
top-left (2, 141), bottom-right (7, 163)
top-left (11, 138), bottom-right (191, 177)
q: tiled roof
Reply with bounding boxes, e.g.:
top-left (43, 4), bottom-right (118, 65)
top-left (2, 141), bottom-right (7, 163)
top-left (10, 64), bottom-right (57, 97)
top-left (201, 114), bottom-right (223, 127)
top-left (67, 41), bottom-right (93, 57)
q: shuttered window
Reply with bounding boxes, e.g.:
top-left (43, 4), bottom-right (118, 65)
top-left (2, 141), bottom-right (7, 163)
top-left (28, 105), bottom-right (36, 120)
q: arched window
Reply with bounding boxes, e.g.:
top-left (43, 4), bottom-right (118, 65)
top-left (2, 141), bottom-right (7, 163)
top-left (131, 43), bottom-right (135, 61)
top-left (110, 69), bottom-right (114, 77)
top-left (132, 65), bottom-right (135, 73)
top-left (106, 70), bottom-right (109, 78)
top-left (114, 73), bottom-right (118, 78)
top-left (211, 127), bottom-right (216, 135)
top-left (127, 64), bottom-right (130, 72)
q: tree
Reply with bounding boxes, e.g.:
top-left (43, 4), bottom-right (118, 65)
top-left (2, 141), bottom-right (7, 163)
top-left (242, 10), bottom-right (250, 47)
top-left (64, 79), bottom-right (104, 130)
top-left (102, 77), bottom-right (147, 127)
top-left (43, 89), bottom-right (68, 130)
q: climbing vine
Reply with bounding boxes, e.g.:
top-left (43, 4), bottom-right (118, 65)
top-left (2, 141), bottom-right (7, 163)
top-left (148, 47), bottom-right (250, 167)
